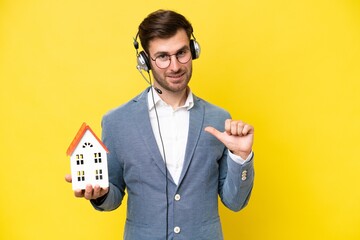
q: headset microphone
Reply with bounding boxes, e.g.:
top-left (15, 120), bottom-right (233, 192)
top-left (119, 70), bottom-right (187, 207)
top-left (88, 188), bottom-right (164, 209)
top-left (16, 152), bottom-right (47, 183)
top-left (154, 87), bottom-right (162, 94)
top-left (136, 65), bottom-right (162, 94)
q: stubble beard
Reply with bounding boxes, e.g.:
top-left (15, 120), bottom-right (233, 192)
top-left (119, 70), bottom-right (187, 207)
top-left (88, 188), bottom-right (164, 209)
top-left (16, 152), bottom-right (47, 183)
top-left (152, 67), bottom-right (193, 93)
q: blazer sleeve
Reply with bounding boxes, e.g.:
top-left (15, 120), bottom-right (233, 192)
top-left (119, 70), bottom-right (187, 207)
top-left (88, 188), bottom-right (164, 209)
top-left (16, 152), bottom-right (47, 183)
top-left (218, 145), bottom-right (255, 212)
top-left (91, 113), bottom-right (126, 211)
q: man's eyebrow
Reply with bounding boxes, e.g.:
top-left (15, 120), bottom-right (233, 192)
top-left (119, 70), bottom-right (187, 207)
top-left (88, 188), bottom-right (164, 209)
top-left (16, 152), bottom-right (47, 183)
top-left (154, 45), bottom-right (189, 57)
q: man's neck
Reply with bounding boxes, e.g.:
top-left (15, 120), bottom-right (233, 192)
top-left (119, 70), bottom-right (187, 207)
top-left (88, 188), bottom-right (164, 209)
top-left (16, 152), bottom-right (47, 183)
top-left (156, 87), bottom-right (189, 109)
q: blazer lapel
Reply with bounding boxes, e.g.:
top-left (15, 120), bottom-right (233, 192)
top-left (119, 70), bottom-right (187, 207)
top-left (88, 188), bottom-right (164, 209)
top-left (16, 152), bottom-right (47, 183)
top-left (131, 88), bottom-right (176, 184)
top-left (178, 96), bottom-right (204, 185)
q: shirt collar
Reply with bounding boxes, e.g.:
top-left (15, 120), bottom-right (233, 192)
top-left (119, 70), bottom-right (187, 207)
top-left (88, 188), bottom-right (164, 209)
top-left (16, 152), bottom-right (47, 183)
top-left (147, 87), bottom-right (194, 111)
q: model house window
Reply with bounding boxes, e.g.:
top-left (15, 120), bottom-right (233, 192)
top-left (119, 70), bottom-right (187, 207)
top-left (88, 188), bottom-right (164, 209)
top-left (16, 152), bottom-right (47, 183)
top-left (83, 142), bottom-right (93, 148)
top-left (77, 171), bottom-right (85, 181)
top-left (76, 154), bottom-right (84, 165)
top-left (95, 169), bottom-right (103, 180)
top-left (94, 152), bottom-right (102, 163)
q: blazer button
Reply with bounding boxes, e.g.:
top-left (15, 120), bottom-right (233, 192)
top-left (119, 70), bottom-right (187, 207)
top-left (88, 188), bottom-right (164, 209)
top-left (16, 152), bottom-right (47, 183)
top-left (174, 226), bottom-right (181, 234)
top-left (174, 194), bottom-right (181, 201)
top-left (241, 170), bottom-right (247, 181)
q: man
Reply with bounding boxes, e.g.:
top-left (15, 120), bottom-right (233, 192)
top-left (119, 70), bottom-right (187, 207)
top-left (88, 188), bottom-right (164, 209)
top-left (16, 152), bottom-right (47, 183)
top-left (66, 9), bottom-right (254, 240)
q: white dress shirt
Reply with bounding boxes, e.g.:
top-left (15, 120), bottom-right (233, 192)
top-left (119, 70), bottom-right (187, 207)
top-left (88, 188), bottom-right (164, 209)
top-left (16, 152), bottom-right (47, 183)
top-left (148, 87), bottom-right (252, 185)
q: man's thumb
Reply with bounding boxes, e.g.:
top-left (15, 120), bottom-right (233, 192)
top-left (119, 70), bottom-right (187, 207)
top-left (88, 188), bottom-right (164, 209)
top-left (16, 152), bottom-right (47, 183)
top-left (204, 126), bottom-right (223, 141)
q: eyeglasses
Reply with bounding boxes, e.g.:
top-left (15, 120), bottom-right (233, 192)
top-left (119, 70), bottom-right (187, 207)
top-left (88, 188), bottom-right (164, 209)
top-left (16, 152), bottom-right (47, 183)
top-left (150, 49), bottom-right (192, 69)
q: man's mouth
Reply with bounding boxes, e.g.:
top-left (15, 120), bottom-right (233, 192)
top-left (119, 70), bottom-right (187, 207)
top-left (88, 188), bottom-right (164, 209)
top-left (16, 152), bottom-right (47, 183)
top-left (167, 72), bottom-right (185, 80)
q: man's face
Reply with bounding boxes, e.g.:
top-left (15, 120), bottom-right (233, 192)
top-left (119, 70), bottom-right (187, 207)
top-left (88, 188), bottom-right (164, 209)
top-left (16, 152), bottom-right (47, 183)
top-left (148, 29), bottom-right (193, 93)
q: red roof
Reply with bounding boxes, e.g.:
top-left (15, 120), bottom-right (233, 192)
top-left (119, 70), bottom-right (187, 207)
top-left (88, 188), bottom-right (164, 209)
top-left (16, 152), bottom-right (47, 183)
top-left (66, 122), bottom-right (109, 156)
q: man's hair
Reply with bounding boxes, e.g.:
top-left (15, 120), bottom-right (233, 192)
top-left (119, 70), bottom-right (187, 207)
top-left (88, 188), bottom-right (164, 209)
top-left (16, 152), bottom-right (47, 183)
top-left (138, 9), bottom-right (193, 53)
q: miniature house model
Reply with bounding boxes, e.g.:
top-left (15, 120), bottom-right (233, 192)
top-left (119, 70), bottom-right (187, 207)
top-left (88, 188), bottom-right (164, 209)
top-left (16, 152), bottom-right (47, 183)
top-left (66, 123), bottom-right (109, 190)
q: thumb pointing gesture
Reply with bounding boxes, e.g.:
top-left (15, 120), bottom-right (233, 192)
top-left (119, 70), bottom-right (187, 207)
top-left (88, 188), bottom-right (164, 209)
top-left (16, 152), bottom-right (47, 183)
top-left (205, 119), bottom-right (254, 160)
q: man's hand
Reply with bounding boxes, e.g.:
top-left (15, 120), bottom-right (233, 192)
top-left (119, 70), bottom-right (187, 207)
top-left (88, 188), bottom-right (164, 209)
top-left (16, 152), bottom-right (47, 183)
top-left (65, 174), bottom-right (109, 200)
top-left (205, 119), bottom-right (254, 160)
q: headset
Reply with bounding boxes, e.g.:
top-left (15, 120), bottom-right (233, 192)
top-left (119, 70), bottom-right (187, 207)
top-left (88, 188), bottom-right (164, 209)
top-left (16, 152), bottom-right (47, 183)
top-left (133, 32), bottom-right (201, 72)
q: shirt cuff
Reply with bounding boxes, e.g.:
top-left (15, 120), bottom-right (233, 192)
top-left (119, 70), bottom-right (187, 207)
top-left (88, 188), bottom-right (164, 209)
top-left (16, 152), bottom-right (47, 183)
top-left (90, 189), bottom-right (109, 206)
top-left (228, 150), bottom-right (253, 165)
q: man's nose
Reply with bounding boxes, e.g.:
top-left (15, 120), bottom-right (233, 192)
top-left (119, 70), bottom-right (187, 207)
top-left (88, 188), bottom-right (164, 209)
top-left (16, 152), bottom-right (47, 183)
top-left (168, 55), bottom-right (181, 71)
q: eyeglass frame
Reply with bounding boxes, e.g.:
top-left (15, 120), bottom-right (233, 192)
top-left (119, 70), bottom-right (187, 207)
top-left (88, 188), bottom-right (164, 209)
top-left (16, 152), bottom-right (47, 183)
top-left (149, 47), bottom-right (192, 69)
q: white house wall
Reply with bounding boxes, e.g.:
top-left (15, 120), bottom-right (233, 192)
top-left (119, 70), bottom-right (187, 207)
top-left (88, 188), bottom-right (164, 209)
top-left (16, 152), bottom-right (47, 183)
top-left (70, 130), bottom-right (109, 190)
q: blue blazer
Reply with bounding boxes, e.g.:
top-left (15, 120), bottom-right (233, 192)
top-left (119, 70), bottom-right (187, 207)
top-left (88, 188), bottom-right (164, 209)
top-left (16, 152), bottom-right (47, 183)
top-left (92, 88), bottom-right (254, 240)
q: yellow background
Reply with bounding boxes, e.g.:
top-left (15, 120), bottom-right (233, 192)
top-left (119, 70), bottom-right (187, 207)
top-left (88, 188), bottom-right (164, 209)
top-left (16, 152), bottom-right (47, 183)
top-left (1, 0), bottom-right (359, 239)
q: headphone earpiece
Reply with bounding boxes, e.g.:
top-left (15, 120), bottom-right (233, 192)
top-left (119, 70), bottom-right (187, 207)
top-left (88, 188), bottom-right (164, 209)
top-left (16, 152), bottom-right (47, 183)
top-left (190, 39), bottom-right (201, 60)
top-left (137, 51), bottom-right (151, 72)
top-left (134, 35), bottom-right (151, 72)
